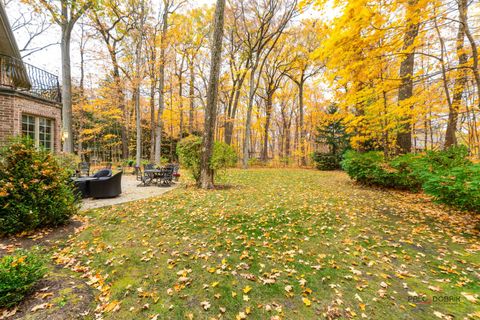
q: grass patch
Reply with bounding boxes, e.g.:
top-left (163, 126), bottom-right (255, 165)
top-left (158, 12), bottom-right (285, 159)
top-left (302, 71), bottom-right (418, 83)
top-left (53, 169), bottom-right (479, 319)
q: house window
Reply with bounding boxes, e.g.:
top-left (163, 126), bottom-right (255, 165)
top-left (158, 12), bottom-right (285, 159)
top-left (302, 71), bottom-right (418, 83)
top-left (21, 114), bottom-right (54, 151)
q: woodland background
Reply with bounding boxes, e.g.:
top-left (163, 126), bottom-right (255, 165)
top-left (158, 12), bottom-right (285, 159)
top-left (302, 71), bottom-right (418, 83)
top-left (6, 0), bottom-right (480, 166)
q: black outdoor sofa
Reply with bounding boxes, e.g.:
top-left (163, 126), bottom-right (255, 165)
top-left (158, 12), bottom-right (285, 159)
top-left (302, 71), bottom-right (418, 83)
top-left (73, 169), bottom-right (122, 199)
top-left (89, 171), bottom-right (122, 198)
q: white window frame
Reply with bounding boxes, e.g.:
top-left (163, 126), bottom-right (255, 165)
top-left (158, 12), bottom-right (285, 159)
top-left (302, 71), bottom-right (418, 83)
top-left (21, 114), bottom-right (54, 151)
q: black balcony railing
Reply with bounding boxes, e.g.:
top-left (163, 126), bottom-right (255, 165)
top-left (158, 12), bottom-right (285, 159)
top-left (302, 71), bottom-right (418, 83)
top-left (0, 54), bottom-right (61, 103)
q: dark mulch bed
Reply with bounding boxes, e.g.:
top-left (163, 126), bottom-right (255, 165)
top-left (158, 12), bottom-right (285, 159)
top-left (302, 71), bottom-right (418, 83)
top-left (0, 218), bottom-right (93, 320)
top-left (0, 218), bottom-right (84, 258)
top-left (1, 271), bottom-right (94, 320)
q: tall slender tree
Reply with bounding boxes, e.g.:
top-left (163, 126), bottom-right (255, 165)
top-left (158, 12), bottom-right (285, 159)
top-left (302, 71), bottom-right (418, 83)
top-left (91, 0), bottom-right (132, 159)
top-left (31, 0), bottom-right (95, 153)
top-left (444, 0), bottom-right (468, 148)
top-left (134, 0), bottom-right (146, 167)
top-left (396, 0), bottom-right (420, 154)
top-left (199, 0), bottom-right (226, 189)
top-left (234, 0), bottom-right (297, 168)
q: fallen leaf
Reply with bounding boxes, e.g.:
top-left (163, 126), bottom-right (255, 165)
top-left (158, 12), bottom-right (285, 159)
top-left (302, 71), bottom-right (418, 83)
top-left (31, 303), bottom-right (51, 312)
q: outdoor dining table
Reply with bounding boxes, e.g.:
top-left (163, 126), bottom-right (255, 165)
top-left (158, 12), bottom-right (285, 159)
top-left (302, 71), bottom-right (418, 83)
top-left (143, 168), bottom-right (164, 185)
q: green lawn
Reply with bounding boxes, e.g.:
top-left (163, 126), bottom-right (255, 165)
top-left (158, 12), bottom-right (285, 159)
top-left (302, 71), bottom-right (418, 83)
top-left (53, 169), bottom-right (479, 319)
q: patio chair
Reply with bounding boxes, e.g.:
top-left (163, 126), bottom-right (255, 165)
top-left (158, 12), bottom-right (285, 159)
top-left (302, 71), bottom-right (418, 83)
top-left (135, 166), bottom-right (151, 186)
top-left (93, 169), bottom-right (112, 178)
top-left (144, 163), bottom-right (155, 170)
top-left (89, 171), bottom-right (122, 199)
top-left (160, 166), bottom-right (174, 186)
top-left (78, 162), bottom-right (90, 177)
top-left (172, 164), bottom-right (180, 181)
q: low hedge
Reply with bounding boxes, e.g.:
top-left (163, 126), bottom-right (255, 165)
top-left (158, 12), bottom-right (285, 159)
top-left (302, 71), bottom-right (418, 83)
top-left (341, 146), bottom-right (479, 212)
top-left (341, 151), bottom-right (422, 190)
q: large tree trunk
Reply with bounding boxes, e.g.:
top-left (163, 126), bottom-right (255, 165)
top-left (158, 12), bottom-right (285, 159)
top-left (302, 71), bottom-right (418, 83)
top-left (134, 2), bottom-right (145, 167)
top-left (199, 0), bottom-right (226, 189)
top-left (134, 86), bottom-right (142, 166)
top-left (178, 69), bottom-right (184, 138)
top-left (243, 67), bottom-right (256, 168)
top-left (396, 0), bottom-right (420, 154)
top-left (189, 62), bottom-right (195, 133)
top-left (111, 60), bottom-right (129, 159)
top-left (445, 0), bottom-right (468, 148)
top-left (224, 79), bottom-right (236, 144)
top-left (458, 0), bottom-right (480, 110)
top-left (286, 122), bottom-right (292, 159)
top-left (155, 8), bottom-right (168, 164)
top-left (225, 75), bottom-right (246, 145)
top-left (261, 92), bottom-right (273, 161)
top-left (150, 81), bottom-right (156, 161)
top-left (61, 26), bottom-right (73, 153)
top-left (77, 31), bottom-right (85, 159)
top-left (297, 80), bottom-right (306, 166)
top-left (118, 85), bottom-right (129, 159)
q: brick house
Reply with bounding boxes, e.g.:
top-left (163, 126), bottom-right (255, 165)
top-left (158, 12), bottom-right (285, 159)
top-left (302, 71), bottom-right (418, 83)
top-left (0, 2), bottom-right (61, 152)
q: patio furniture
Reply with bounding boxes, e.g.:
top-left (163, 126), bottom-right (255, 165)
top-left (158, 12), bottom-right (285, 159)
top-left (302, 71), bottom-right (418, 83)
top-left (89, 171), bottom-right (123, 199)
top-left (78, 162), bottom-right (90, 177)
top-left (72, 176), bottom-right (98, 198)
top-left (144, 163), bottom-right (155, 170)
top-left (144, 168), bottom-right (163, 185)
top-left (172, 164), bottom-right (180, 181)
top-left (93, 169), bottom-right (112, 178)
top-left (136, 166), bottom-right (153, 186)
top-left (161, 165), bottom-right (175, 185)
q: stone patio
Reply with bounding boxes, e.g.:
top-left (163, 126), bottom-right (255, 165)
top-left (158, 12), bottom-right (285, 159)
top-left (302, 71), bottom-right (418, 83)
top-left (81, 174), bottom-right (178, 210)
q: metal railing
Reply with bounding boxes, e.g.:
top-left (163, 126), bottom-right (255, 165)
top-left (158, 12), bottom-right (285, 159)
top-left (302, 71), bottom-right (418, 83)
top-left (0, 54), bottom-right (61, 103)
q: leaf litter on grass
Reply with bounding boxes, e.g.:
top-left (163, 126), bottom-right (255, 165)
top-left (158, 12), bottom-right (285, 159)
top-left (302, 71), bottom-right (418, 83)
top-left (50, 169), bottom-right (480, 319)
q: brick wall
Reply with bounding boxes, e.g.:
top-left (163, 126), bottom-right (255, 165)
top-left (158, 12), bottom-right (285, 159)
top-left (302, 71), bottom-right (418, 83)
top-left (0, 94), bottom-right (15, 146)
top-left (0, 90), bottom-right (61, 152)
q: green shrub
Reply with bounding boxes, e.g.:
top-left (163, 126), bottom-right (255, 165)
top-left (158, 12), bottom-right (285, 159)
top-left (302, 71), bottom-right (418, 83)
top-left (56, 152), bottom-right (80, 176)
top-left (177, 135), bottom-right (202, 181)
top-left (311, 152), bottom-right (342, 170)
top-left (341, 151), bottom-right (395, 187)
top-left (421, 145), bottom-right (471, 171)
top-left (342, 151), bottom-right (422, 190)
top-left (422, 164), bottom-right (480, 212)
top-left (0, 250), bottom-right (46, 308)
top-left (389, 153), bottom-right (424, 190)
top-left (211, 142), bottom-right (238, 173)
top-left (122, 158), bottom-right (136, 167)
top-left (0, 138), bottom-right (79, 235)
top-left (176, 136), bottom-right (238, 183)
top-left (342, 146), bottom-right (479, 213)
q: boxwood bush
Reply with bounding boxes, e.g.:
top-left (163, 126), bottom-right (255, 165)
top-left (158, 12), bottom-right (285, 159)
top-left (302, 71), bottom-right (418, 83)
top-left (0, 250), bottom-right (46, 308)
top-left (0, 138), bottom-right (79, 235)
